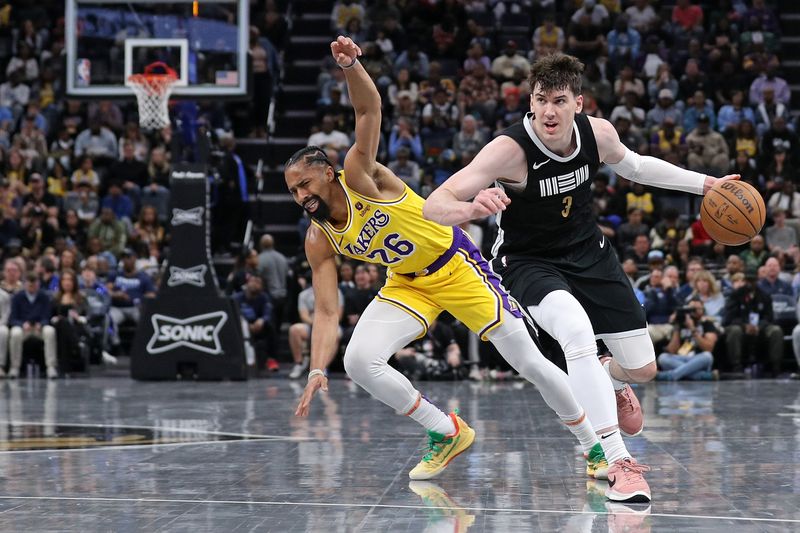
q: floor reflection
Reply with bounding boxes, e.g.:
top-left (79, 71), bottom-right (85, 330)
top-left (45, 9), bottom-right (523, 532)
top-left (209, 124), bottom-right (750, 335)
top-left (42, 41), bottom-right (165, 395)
top-left (408, 481), bottom-right (476, 532)
top-left (0, 378), bottom-right (794, 531)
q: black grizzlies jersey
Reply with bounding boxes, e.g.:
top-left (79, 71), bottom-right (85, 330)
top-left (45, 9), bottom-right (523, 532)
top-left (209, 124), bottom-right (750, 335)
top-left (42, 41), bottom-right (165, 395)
top-left (492, 112), bottom-right (601, 258)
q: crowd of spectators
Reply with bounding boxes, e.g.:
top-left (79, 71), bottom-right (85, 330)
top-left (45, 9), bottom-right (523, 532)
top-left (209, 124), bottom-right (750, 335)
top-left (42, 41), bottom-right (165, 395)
top-left (0, 1), bottom-right (291, 377)
top-left (0, 0), bottom-right (797, 381)
top-left (289, 0), bottom-right (799, 380)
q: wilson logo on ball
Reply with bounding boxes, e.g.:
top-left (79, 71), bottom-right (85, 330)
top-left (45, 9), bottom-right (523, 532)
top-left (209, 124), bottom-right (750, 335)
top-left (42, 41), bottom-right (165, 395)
top-left (719, 182), bottom-right (755, 215)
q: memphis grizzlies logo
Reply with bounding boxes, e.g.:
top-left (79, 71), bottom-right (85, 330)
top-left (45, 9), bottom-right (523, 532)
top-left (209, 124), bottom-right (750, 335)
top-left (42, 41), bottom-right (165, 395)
top-left (171, 207), bottom-right (204, 226)
top-left (538, 165), bottom-right (590, 197)
top-left (147, 312), bottom-right (227, 355)
top-left (167, 265), bottom-right (207, 287)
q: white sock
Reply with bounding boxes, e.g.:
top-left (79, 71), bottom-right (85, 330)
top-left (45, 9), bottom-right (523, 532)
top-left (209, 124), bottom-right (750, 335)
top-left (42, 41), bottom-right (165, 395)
top-left (409, 396), bottom-right (456, 436)
top-left (564, 412), bottom-right (599, 454)
top-left (603, 359), bottom-right (627, 391)
top-left (598, 429), bottom-right (629, 464)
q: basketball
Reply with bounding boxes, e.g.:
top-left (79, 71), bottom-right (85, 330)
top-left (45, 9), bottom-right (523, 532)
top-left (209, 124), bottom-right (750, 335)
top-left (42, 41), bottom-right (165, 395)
top-left (700, 180), bottom-right (766, 246)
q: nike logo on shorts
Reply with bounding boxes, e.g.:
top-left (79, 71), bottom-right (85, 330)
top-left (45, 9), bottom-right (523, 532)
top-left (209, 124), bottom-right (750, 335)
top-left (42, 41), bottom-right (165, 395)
top-left (532, 160), bottom-right (550, 170)
top-left (599, 236), bottom-right (606, 248)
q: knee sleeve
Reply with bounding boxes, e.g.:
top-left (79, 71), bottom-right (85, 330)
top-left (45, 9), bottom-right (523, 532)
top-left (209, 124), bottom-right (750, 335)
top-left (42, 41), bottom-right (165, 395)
top-left (341, 300), bottom-right (424, 413)
top-left (342, 342), bottom-right (382, 385)
top-left (527, 290), bottom-right (598, 361)
top-left (485, 317), bottom-right (549, 375)
top-left (486, 317), bottom-right (585, 420)
top-left (601, 330), bottom-right (656, 370)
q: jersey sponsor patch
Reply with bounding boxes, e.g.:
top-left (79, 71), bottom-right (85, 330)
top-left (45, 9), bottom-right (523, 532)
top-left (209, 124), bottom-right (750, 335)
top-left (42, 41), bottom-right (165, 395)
top-left (538, 164), bottom-right (590, 197)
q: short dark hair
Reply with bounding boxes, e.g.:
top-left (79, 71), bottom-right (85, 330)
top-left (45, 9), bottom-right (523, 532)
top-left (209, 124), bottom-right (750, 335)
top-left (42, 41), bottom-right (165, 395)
top-left (25, 272), bottom-right (38, 284)
top-left (285, 145), bottom-right (335, 171)
top-left (528, 53), bottom-right (584, 96)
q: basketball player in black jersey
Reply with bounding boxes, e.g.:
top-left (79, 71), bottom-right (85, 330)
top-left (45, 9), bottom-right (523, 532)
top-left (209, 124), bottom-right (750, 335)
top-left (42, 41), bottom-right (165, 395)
top-left (424, 53), bottom-right (740, 503)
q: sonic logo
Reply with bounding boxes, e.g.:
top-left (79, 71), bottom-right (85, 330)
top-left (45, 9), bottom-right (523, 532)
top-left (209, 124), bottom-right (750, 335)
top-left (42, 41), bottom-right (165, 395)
top-left (167, 265), bottom-right (208, 287)
top-left (147, 312), bottom-right (227, 355)
top-left (171, 207), bottom-right (204, 226)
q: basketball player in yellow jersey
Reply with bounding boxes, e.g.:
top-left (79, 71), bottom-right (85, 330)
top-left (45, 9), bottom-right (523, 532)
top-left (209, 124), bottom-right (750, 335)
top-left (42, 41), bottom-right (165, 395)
top-left (285, 36), bottom-right (609, 482)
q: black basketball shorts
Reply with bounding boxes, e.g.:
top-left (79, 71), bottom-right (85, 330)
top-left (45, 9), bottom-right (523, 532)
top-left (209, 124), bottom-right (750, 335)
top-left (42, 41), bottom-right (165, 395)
top-left (493, 235), bottom-right (647, 336)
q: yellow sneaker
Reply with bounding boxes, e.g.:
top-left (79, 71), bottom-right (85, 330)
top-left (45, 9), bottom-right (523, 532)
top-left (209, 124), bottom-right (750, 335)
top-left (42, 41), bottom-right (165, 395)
top-left (585, 442), bottom-right (609, 480)
top-left (408, 412), bottom-right (475, 480)
top-left (408, 481), bottom-right (476, 532)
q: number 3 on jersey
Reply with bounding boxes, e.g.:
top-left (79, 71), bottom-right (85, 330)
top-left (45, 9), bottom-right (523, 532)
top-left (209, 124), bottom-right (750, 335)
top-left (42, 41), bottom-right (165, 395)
top-left (366, 233), bottom-right (415, 264)
top-left (561, 195), bottom-right (573, 218)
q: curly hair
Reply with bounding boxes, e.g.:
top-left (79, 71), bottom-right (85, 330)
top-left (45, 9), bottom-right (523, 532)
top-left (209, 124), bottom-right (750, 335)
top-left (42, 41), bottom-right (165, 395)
top-left (527, 53), bottom-right (584, 96)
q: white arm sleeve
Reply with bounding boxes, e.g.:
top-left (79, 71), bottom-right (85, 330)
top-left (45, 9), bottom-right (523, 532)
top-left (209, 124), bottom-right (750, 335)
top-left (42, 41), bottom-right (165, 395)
top-left (606, 147), bottom-right (707, 196)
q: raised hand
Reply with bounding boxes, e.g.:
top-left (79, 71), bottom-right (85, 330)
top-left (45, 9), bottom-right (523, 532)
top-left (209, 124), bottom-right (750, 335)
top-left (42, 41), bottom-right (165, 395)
top-left (330, 35), bottom-right (362, 68)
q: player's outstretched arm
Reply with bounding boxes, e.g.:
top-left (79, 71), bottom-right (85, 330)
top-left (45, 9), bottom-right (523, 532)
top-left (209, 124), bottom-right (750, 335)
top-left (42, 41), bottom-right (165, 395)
top-left (590, 116), bottom-right (740, 195)
top-left (330, 36), bottom-right (382, 185)
top-left (423, 136), bottom-right (524, 226)
top-left (295, 226), bottom-right (341, 417)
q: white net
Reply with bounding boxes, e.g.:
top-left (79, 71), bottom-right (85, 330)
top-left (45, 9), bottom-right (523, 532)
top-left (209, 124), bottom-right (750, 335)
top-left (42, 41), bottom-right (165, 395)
top-left (127, 73), bottom-right (178, 130)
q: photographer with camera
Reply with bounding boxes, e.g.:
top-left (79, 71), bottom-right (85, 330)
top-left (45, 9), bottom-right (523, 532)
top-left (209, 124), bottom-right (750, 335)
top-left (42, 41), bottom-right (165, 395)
top-left (395, 318), bottom-right (464, 381)
top-left (656, 297), bottom-right (719, 381)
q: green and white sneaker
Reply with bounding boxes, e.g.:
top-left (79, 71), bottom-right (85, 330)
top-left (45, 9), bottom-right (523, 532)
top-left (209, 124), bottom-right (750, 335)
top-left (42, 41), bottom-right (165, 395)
top-left (585, 442), bottom-right (609, 480)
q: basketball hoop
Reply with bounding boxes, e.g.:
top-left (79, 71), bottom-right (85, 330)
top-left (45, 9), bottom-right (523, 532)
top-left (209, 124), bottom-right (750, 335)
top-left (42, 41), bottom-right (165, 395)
top-left (127, 62), bottom-right (179, 130)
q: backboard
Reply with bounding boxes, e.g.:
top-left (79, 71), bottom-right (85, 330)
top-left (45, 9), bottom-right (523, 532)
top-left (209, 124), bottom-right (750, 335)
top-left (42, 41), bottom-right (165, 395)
top-left (65, 0), bottom-right (249, 98)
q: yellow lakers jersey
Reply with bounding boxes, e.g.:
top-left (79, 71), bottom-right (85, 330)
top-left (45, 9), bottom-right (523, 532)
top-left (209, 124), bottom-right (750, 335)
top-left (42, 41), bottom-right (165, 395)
top-left (311, 171), bottom-right (453, 274)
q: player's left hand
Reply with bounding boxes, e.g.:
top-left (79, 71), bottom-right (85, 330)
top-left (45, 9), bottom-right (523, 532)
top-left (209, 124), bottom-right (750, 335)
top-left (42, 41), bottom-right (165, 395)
top-left (331, 36), bottom-right (362, 68)
top-left (702, 174), bottom-right (740, 195)
top-left (295, 374), bottom-right (329, 417)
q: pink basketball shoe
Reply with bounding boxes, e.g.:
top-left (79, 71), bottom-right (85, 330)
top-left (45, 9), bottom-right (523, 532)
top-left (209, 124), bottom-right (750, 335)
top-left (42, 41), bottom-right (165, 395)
top-left (606, 458), bottom-right (651, 503)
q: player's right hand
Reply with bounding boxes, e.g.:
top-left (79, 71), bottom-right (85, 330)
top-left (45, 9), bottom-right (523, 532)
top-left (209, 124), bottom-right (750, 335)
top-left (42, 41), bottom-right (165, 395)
top-left (331, 36), bottom-right (362, 68)
top-left (471, 188), bottom-right (510, 218)
top-left (295, 374), bottom-right (329, 417)
top-left (702, 173), bottom-right (740, 195)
